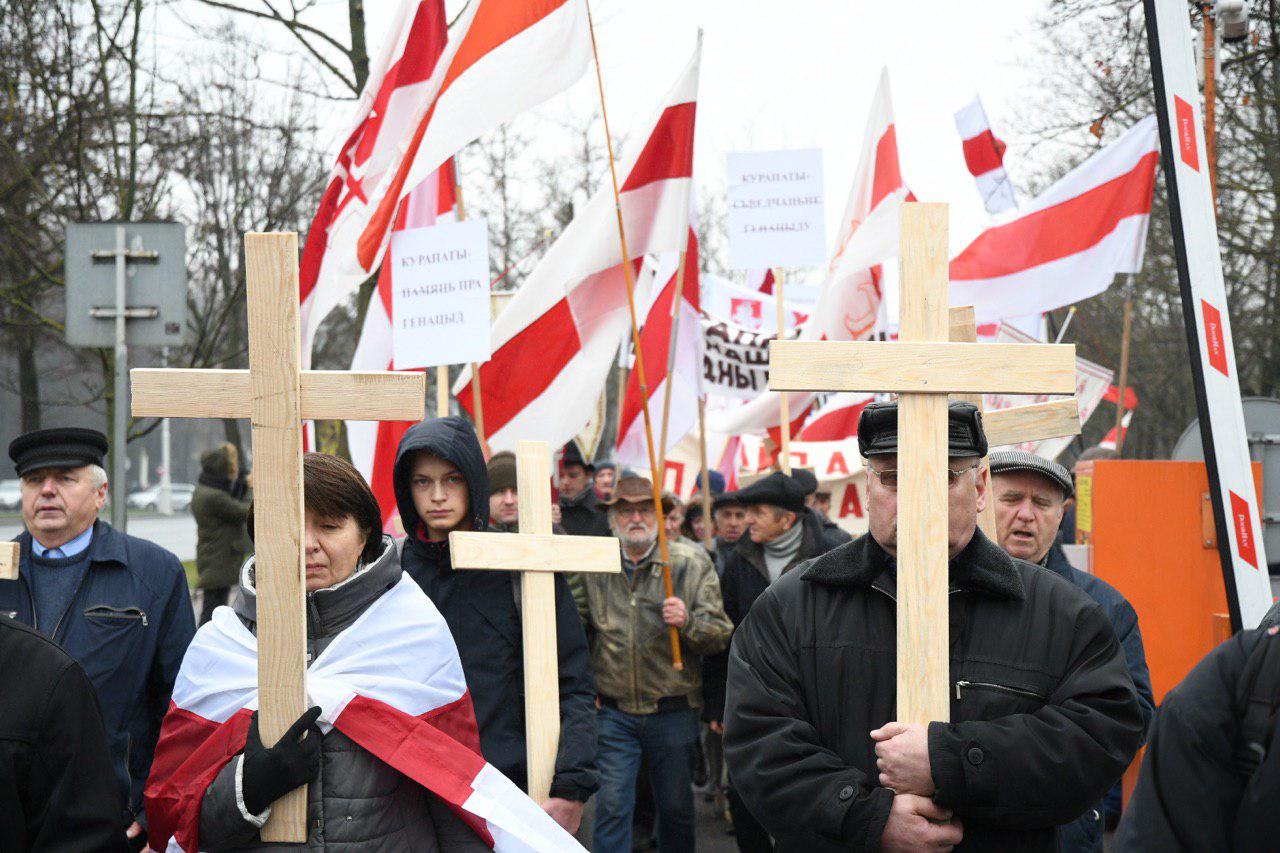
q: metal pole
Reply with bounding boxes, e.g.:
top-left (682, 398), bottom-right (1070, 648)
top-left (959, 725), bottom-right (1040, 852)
top-left (159, 346), bottom-right (173, 515)
top-left (112, 225), bottom-right (128, 532)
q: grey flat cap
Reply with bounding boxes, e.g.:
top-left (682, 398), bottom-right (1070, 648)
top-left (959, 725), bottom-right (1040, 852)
top-left (988, 450), bottom-right (1074, 499)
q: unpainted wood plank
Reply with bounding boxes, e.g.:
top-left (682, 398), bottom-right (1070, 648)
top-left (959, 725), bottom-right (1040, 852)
top-left (245, 233), bottom-right (308, 842)
top-left (0, 542), bottom-right (18, 581)
top-left (517, 441), bottom-right (557, 803)
top-left (900, 204), bottom-right (950, 342)
top-left (948, 307), bottom-right (996, 540)
top-left (130, 369), bottom-right (426, 421)
top-left (448, 533), bottom-right (622, 573)
top-left (983, 399), bottom-right (1082, 448)
top-left (768, 341), bottom-right (1077, 394)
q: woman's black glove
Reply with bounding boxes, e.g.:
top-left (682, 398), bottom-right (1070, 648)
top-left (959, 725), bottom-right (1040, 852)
top-left (241, 706), bottom-right (323, 816)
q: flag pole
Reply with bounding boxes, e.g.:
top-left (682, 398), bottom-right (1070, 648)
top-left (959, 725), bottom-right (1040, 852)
top-left (774, 268), bottom-right (792, 474)
top-left (698, 397), bottom-right (714, 552)
top-left (450, 164), bottom-right (490, 455)
top-left (1113, 277), bottom-right (1135, 455)
top-left (586, 0), bottom-right (682, 670)
top-left (657, 249), bottom-right (690, 472)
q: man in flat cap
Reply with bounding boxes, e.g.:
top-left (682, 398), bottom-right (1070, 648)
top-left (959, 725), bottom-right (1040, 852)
top-left (578, 474), bottom-right (731, 851)
top-left (988, 450), bottom-right (1154, 851)
top-left (724, 402), bottom-right (1144, 852)
top-left (3, 427), bottom-right (196, 847)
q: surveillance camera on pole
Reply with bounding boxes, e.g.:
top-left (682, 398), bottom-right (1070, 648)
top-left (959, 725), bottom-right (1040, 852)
top-left (1214, 0), bottom-right (1251, 43)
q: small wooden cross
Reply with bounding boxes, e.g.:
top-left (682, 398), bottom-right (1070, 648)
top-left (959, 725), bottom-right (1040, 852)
top-left (449, 440), bottom-right (620, 801)
top-left (769, 203), bottom-right (1077, 724)
top-left (131, 233), bottom-right (426, 841)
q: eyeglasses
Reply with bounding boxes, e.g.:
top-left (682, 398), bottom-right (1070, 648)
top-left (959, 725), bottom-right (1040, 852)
top-left (871, 463), bottom-right (981, 492)
top-left (613, 504), bottom-right (657, 518)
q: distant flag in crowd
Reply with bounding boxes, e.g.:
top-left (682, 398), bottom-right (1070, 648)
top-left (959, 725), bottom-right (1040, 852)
top-left (346, 161), bottom-right (458, 532)
top-left (798, 392), bottom-right (875, 442)
top-left (954, 95), bottom-right (1017, 215)
top-left (455, 43), bottom-right (702, 452)
top-left (1103, 383), bottom-right (1140, 411)
top-left (744, 268), bottom-right (777, 294)
top-left (616, 226), bottom-right (704, 467)
top-left (713, 67), bottom-right (909, 441)
top-left (1100, 410), bottom-right (1134, 451)
top-left (298, 0), bottom-right (592, 368)
top-left (949, 115), bottom-right (1159, 323)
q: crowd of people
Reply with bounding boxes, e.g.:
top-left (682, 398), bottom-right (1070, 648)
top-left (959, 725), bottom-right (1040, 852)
top-left (2, 408), bottom-right (1279, 851)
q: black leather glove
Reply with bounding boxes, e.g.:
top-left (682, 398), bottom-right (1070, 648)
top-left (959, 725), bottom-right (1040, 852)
top-left (241, 706), bottom-right (323, 816)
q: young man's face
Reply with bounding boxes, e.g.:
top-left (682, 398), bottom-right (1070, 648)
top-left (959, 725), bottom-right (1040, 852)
top-left (410, 453), bottom-right (471, 540)
top-left (489, 487), bottom-right (519, 526)
top-left (21, 465), bottom-right (107, 548)
top-left (714, 505), bottom-right (747, 541)
top-left (865, 453), bottom-right (987, 559)
top-left (992, 471), bottom-right (1066, 564)
top-left (559, 463), bottom-right (592, 499)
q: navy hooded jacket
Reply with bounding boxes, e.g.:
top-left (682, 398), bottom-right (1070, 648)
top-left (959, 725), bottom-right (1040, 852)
top-left (394, 417), bottom-right (598, 801)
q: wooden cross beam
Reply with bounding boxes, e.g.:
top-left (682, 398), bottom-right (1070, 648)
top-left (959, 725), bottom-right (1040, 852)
top-left (0, 542), bottom-right (17, 582)
top-left (131, 233), bottom-right (426, 842)
top-left (948, 306), bottom-right (1082, 538)
top-left (449, 440), bottom-right (621, 801)
top-left (769, 203), bottom-right (1076, 724)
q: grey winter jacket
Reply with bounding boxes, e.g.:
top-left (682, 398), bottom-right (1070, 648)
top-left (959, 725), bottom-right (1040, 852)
top-left (197, 537), bottom-right (489, 852)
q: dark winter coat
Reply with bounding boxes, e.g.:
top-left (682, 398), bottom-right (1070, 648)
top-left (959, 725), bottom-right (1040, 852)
top-left (724, 529), bottom-right (1144, 852)
top-left (703, 511), bottom-right (844, 723)
top-left (191, 445), bottom-right (252, 590)
top-left (394, 417), bottom-right (598, 801)
top-left (198, 538), bottom-right (487, 851)
top-left (0, 614), bottom-right (128, 852)
top-left (1, 520), bottom-right (196, 824)
top-left (1042, 542), bottom-right (1155, 853)
top-left (558, 486), bottom-right (611, 538)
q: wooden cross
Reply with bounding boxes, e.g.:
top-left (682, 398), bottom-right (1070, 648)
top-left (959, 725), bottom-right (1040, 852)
top-left (0, 542), bottom-right (17, 582)
top-left (449, 440), bottom-right (621, 801)
top-left (769, 203), bottom-right (1077, 723)
top-left (131, 233), bottom-right (426, 841)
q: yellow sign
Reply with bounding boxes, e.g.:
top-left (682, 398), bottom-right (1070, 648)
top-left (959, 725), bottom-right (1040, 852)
top-left (1076, 474), bottom-right (1093, 537)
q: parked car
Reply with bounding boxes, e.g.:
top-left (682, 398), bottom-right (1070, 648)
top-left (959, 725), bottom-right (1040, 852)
top-left (0, 479), bottom-right (21, 511)
top-left (126, 483), bottom-right (195, 512)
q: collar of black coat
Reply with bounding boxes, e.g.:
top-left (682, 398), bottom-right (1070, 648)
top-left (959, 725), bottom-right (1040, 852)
top-left (800, 526), bottom-right (1025, 601)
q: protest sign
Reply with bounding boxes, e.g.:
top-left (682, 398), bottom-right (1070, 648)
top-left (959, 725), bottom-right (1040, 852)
top-left (702, 318), bottom-right (797, 399)
top-left (727, 149), bottom-right (827, 269)
top-left (391, 219), bottom-right (491, 369)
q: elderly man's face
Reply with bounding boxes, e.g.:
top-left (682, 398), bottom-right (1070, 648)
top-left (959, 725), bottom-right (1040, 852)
top-left (714, 505), bottom-right (747, 541)
top-left (610, 502), bottom-right (658, 554)
top-left (865, 453), bottom-right (987, 559)
top-left (21, 465), bottom-right (107, 548)
top-left (746, 504), bottom-right (796, 544)
top-left (992, 471), bottom-right (1066, 563)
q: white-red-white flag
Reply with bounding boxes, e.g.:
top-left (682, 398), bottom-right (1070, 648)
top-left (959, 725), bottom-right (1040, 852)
top-left (298, 0), bottom-right (591, 366)
top-left (1100, 410), bottom-right (1133, 451)
top-left (798, 392), bottom-right (875, 442)
top-left (454, 44), bottom-right (701, 451)
top-left (954, 96), bottom-right (1017, 215)
top-left (145, 575), bottom-right (585, 853)
top-left (616, 227), bottom-right (703, 467)
top-left (712, 68), bottom-right (908, 439)
top-left (346, 162), bottom-right (458, 533)
top-left (949, 116), bottom-right (1159, 323)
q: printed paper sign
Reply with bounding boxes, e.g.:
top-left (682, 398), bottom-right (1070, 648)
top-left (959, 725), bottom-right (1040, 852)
top-left (390, 219), bottom-right (491, 369)
top-left (702, 318), bottom-right (798, 399)
top-left (727, 148), bottom-right (827, 269)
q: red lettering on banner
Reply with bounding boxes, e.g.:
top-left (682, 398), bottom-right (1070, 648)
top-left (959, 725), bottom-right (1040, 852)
top-left (826, 452), bottom-right (850, 477)
top-left (1229, 491), bottom-right (1259, 569)
top-left (839, 483), bottom-right (864, 518)
top-left (664, 460), bottom-right (685, 495)
top-left (1201, 300), bottom-right (1229, 376)
top-left (1175, 96), bottom-right (1199, 171)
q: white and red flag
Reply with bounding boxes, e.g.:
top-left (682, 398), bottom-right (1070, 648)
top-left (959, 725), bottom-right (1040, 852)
top-left (298, 0), bottom-right (591, 366)
top-left (713, 67), bottom-right (908, 439)
top-left (145, 575), bottom-right (585, 853)
top-left (616, 227), bottom-right (704, 467)
top-left (346, 162), bottom-right (457, 532)
top-left (798, 392), bottom-right (875, 442)
top-left (1099, 410), bottom-right (1134, 451)
top-left (949, 115), bottom-right (1159, 323)
top-left (954, 96), bottom-right (1017, 215)
top-left (455, 44), bottom-right (702, 451)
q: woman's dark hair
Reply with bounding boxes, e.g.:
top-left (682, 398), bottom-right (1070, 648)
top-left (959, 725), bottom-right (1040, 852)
top-left (248, 453), bottom-right (384, 564)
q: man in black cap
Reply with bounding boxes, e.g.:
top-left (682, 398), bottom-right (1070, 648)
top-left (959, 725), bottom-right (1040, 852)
top-left (724, 402), bottom-right (1144, 852)
top-left (988, 449), bottom-right (1154, 851)
top-left (557, 440), bottom-right (610, 537)
top-left (3, 427), bottom-right (196, 846)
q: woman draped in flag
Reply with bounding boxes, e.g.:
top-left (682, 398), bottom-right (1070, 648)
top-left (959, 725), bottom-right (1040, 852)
top-left (145, 453), bottom-right (583, 852)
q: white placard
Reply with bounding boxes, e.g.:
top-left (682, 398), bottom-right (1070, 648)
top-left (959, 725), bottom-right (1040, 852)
top-left (726, 148), bottom-right (826, 270)
top-left (390, 219), bottom-right (491, 369)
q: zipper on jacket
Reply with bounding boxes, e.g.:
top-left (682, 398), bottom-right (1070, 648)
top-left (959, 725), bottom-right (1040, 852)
top-left (83, 605), bottom-right (149, 626)
top-left (954, 680), bottom-right (1046, 702)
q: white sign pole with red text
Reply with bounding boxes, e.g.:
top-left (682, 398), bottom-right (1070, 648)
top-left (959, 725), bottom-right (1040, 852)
top-left (1145, 0), bottom-right (1271, 629)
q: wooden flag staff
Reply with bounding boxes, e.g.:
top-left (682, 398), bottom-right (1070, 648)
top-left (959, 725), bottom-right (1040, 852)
top-left (775, 269), bottom-right (792, 474)
top-left (585, 0), bottom-right (682, 669)
top-left (698, 398), bottom-right (714, 551)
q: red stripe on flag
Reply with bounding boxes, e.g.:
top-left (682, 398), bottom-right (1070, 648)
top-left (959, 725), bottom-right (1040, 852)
top-left (961, 129), bottom-right (1007, 177)
top-left (620, 103), bottom-right (697, 192)
top-left (457, 298), bottom-right (581, 436)
top-left (799, 399), bottom-right (871, 442)
top-left (950, 150), bottom-right (1158, 280)
top-left (870, 124), bottom-right (904, 210)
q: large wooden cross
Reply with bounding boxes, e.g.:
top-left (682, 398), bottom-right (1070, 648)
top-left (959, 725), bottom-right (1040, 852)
top-left (449, 440), bottom-right (620, 800)
top-left (769, 203), bottom-right (1077, 723)
top-left (131, 233), bottom-right (426, 841)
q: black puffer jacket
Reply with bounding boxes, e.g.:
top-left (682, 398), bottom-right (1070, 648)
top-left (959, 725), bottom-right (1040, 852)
top-left (558, 486), bottom-right (610, 537)
top-left (395, 417), bottom-right (597, 801)
top-left (198, 539), bottom-right (485, 851)
top-left (724, 529), bottom-right (1144, 852)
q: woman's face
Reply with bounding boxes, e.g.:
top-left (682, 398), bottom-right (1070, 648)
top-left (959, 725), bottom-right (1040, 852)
top-left (303, 510), bottom-right (366, 592)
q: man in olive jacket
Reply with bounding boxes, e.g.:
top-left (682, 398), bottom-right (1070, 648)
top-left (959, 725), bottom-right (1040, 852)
top-left (190, 443), bottom-right (251, 624)
top-left (723, 402), bottom-right (1144, 852)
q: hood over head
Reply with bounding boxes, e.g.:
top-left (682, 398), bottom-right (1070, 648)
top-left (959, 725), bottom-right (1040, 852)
top-left (200, 444), bottom-right (236, 478)
top-left (392, 416), bottom-right (490, 538)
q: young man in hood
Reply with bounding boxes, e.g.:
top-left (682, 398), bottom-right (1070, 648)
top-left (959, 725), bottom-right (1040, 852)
top-left (394, 417), bottom-right (598, 832)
